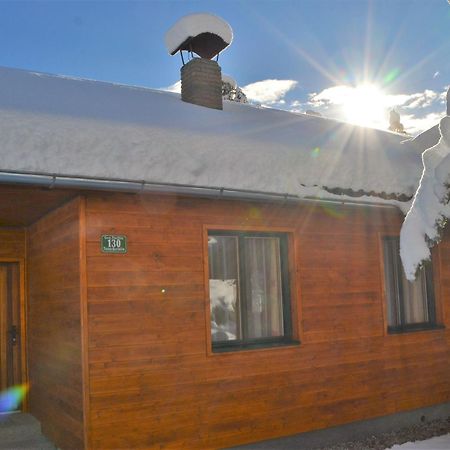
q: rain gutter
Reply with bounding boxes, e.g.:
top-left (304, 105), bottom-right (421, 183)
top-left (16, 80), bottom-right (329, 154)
top-left (0, 170), bottom-right (399, 209)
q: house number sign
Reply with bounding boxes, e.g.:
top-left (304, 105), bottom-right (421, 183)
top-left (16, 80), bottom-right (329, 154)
top-left (101, 235), bottom-right (127, 254)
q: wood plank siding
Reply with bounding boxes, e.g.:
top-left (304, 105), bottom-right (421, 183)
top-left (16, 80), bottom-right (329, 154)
top-left (0, 228), bottom-right (27, 403)
top-left (0, 228), bottom-right (25, 259)
top-left (27, 198), bottom-right (87, 449)
top-left (85, 192), bottom-right (450, 449)
top-left (0, 184), bottom-right (76, 228)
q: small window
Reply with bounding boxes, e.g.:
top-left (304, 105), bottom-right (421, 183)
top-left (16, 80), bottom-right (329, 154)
top-left (383, 236), bottom-right (437, 333)
top-left (208, 230), bottom-right (293, 351)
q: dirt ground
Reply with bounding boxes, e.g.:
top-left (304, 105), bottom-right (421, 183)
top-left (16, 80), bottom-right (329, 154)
top-left (317, 416), bottom-right (450, 450)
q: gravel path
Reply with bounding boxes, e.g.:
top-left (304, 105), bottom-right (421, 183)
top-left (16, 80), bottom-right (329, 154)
top-left (317, 417), bottom-right (450, 450)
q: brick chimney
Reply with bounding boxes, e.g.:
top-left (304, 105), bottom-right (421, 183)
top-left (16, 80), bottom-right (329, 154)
top-left (165, 13), bottom-right (233, 111)
top-left (181, 58), bottom-right (222, 110)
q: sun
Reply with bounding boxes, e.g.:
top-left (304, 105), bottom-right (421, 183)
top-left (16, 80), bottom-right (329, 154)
top-left (342, 84), bottom-right (388, 128)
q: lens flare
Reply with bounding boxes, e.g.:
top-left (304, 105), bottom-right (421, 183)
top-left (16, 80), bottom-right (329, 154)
top-left (248, 207), bottom-right (262, 220)
top-left (383, 68), bottom-right (401, 85)
top-left (311, 147), bottom-right (320, 158)
top-left (321, 204), bottom-right (346, 219)
top-left (342, 84), bottom-right (387, 128)
top-left (0, 384), bottom-right (28, 414)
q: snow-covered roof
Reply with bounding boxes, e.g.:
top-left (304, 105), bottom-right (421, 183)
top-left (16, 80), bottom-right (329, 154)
top-left (0, 66), bottom-right (424, 204)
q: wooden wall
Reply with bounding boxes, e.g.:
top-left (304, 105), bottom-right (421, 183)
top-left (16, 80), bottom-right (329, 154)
top-left (0, 228), bottom-right (25, 259)
top-left (0, 228), bottom-right (26, 397)
top-left (27, 198), bottom-right (86, 449)
top-left (85, 193), bottom-right (450, 449)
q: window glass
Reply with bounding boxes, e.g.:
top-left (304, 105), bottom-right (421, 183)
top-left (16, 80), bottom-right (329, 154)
top-left (208, 236), bottom-right (240, 342)
top-left (383, 236), bottom-right (435, 331)
top-left (244, 237), bottom-right (283, 339)
top-left (208, 231), bottom-right (292, 350)
top-left (401, 274), bottom-right (429, 324)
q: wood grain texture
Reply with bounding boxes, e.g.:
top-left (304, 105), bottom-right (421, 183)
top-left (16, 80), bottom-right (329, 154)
top-left (0, 185), bottom-right (76, 227)
top-left (27, 198), bottom-right (86, 450)
top-left (0, 228), bottom-right (26, 259)
top-left (0, 228), bottom-right (27, 407)
top-left (0, 266), bottom-right (7, 391)
top-left (84, 193), bottom-right (450, 449)
top-left (0, 263), bottom-right (23, 391)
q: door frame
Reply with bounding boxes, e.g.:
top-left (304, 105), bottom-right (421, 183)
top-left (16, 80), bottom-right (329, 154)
top-left (0, 258), bottom-right (28, 411)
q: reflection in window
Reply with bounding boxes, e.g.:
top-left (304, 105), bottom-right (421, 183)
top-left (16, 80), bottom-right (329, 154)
top-left (208, 231), bottom-right (292, 350)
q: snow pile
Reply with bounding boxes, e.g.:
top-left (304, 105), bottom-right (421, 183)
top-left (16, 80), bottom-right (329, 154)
top-left (164, 13), bottom-right (233, 55)
top-left (387, 433), bottom-right (450, 449)
top-left (400, 116), bottom-right (450, 280)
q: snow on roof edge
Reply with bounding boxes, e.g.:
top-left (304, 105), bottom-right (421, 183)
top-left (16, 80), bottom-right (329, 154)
top-left (0, 169), bottom-right (407, 212)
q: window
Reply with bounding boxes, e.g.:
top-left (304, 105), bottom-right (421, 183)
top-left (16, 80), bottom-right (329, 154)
top-left (383, 236), bottom-right (438, 333)
top-left (208, 230), bottom-right (293, 351)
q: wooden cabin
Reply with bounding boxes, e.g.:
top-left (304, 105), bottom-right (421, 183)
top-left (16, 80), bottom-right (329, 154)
top-left (0, 66), bottom-right (449, 449)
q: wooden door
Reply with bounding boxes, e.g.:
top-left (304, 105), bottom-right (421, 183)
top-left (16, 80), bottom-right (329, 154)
top-left (0, 263), bottom-right (21, 394)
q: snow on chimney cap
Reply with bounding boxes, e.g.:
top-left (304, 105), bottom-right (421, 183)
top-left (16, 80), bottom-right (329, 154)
top-left (165, 13), bottom-right (233, 59)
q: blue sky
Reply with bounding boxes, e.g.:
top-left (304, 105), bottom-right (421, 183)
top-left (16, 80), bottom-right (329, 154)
top-left (1, 0), bottom-right (449, 133)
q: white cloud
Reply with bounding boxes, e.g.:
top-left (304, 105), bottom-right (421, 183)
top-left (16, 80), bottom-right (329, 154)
top-left (401, 112), bottom-right (444, 135)
top-left (308, 85), bottom-right (352, 107)
top-left (241, 79), bottom-right (298, 105)
top-left (308, 85), bottom-right (439, 110)
top-left (303, 84), bottom-right (446, 133)
top-left (161, 78), bottom-right (298, 107)
top-left (392, 90), bottom-right (438, 109)
top-left (160, 77), bottom-right (445, 135)
top-left (439, 86), bottom-right (449, 104)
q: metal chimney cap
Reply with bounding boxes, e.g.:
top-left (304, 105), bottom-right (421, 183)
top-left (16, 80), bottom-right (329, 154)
top-left (165, 13), bottom-right (233, 59)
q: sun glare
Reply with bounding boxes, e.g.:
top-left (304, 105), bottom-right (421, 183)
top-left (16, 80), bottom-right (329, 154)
top-left (343, 84), bottom-right (387, 128)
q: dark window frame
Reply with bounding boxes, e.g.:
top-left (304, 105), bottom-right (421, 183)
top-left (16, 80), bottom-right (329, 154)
top-left (208, 230), bottom-right (297, 352)
top-left (382, 236), bottom-right (441, 334)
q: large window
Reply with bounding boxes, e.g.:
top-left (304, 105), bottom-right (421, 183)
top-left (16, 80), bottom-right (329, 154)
top-left (383, 236), bottom-right (438, 333)
top-left (208, 230), bottom-right (293, 351)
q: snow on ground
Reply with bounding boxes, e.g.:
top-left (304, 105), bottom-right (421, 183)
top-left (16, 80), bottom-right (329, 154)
top-left (387, 433), bottom-right (450, 449)
top-left (400, 116), bottom-right (450, 280)
top-left (0, 66), bottom-right (424, 206)
top-left (164, 13), bottom-right (233, 55)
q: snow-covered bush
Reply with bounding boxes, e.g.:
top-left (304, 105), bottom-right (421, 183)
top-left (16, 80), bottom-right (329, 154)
top-left (222, 75), bottom-right (247, 103)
